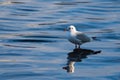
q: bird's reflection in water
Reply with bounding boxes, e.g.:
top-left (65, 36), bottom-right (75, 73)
top-left (63, 48), bottom-right (101, 73)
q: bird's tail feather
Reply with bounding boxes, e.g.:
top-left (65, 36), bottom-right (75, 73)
top-left (92, 37), bottom-right (101, 41)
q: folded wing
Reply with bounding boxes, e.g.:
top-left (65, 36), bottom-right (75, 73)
top-left (76, 32), bottom-right (91, 43)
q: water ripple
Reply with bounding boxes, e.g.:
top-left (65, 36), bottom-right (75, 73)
top-left (54, 1), bottom-right (91, 5)
top-left (0, 1), bottom-right (25, 5)
top-left (16, 8), bottom-right (39, 12)
top-left (7, 39), bottom-right (55, 43)
top-left (0, 0), bottom-right (120, 79)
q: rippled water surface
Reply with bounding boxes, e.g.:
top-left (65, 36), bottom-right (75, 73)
top-left (0, 0), bottom-right (120, 80)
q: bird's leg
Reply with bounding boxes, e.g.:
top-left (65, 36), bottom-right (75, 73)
top-left (75, 44), bottom-right (77, 49)
top-left (78, 45), bottom-right (80, 49)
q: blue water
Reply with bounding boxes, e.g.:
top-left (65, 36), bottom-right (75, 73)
top-left (0, 0), bottom-right (120, 80)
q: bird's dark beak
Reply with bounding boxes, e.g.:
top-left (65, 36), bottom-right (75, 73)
top-left (64, 28), bottom-right (68, 31)
top-left (64, 28), bottom-right (70, 31)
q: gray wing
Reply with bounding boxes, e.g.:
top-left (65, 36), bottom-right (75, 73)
top-left (76, 32), bottom-right (91, 43)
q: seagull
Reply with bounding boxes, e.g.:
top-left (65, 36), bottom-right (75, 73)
top-left (66, 25), bottom-right (91, 49)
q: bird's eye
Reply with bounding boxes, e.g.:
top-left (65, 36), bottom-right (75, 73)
top-left (69, 27), bottom-right (73, 30)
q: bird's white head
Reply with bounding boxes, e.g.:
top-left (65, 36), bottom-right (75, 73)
top-left (68, 25), bottom-right (77, 32)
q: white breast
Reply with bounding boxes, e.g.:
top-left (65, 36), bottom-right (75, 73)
top-left (68, 33), bottom-right (82, 45)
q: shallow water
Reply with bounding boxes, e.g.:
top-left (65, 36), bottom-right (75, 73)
top-left (0, 0), bottom-right (120, 80)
